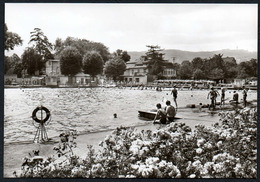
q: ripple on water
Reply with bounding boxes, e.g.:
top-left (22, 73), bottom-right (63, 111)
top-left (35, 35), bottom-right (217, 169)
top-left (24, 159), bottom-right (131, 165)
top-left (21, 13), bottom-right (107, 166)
top-left (4, 88), bottom-right (257, 143)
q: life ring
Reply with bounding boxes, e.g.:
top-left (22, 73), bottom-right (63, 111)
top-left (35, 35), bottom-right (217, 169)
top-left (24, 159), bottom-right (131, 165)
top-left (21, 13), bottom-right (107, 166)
top-left (32, 106), bottom-right (51, 123)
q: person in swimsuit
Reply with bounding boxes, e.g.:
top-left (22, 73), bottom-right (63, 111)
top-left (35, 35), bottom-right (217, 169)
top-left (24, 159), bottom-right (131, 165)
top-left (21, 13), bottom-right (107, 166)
top-left (207, 87), bottom-right (219, 110)
top-left (165, 100), bottom-right (176, 123)
top-left (220, 87), bottom-right (226, 106)
top-left (171, 86), bottom-right (178, 108)
top-left (242, 86), bottom-right (248, 107)
top-left (153, 103), bottom-right (167, 124)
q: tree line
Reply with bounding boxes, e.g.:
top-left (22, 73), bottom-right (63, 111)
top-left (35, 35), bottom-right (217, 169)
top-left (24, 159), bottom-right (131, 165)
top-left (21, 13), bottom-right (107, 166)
top-left (174, 54), bottom-right (257, 82)
top-left (5, 24), bottom-right (257, 83)
top-left (4, 24), bottom-right (130, 81)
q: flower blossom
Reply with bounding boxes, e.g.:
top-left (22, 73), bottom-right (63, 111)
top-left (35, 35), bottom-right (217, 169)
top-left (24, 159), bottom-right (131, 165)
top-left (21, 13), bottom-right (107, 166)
top-left (196, 148), bottom-right (203, 154)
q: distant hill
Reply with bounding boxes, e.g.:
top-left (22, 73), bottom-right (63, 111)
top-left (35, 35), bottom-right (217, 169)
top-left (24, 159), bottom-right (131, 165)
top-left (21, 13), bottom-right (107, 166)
top-left (128, 49), bottom-right (257, 64)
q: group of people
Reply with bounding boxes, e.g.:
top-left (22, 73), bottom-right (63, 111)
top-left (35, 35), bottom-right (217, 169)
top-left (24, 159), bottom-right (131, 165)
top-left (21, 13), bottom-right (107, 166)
top-left (153, 100), bottom-right (176, 124)
top-left (207, 86), bottom-right (248, 109)
top-left (154, 86), bottom-right (178, 124)
top-left (154, 85), bottom-right (249, 124)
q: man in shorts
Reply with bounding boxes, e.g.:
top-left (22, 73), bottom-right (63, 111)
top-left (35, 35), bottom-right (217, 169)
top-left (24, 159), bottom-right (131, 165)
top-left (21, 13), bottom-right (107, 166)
top-left (207, 87), bottom-right (219, 110)
top-left (171, 86), bottom-right (178, 108)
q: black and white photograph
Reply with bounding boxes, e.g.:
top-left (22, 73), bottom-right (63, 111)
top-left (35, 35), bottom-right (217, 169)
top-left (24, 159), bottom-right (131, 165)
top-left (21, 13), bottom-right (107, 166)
top-left (4, 3), bottom-right (257, 178)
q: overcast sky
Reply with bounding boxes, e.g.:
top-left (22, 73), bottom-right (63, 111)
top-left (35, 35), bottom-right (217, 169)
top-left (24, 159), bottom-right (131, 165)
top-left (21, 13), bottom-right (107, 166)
top-left (5, 3), bottom-right (257, 57)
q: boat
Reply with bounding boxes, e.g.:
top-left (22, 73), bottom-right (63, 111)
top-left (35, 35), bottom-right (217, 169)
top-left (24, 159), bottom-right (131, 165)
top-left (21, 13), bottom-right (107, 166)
top-left (138, 110), bottom-right (181, 120)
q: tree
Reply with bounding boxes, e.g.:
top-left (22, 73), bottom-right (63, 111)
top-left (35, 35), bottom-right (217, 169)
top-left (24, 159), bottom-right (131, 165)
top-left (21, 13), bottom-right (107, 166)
top-left (144, 45), bottom-right (166, 77)
top-left (29, 28), bottom-right (53, 60)
top-left (193, 69), bottom-right (205, 80)
top-left (236, 60), bottom-right (257, 79)
top-left (178, 60), bottom-right (193, 79)
top-left (4, 23), bottom-right (23, 51)
top-left (248, 59), bottom-right (257, 77)
top-left (21, 48), bottom-right (43, 75)
top-left (191, 57), bottom-right (204, 70)
top-left (54, 37), bottom-right (110, 62)
top-left (4, 56), bottom-right (11, 74)
top-left (83, 51), bottom-right (104, 79)
top-left (104, 57), bottom-right (126, 81)
top-left (223, 57), bottom-right (238, 79)
top-left (113, 49), bottom-right (131, 62)
top-left (60, 46), bottom-right (82, 76)
top-left (208, 68), bottom-right (225, 81)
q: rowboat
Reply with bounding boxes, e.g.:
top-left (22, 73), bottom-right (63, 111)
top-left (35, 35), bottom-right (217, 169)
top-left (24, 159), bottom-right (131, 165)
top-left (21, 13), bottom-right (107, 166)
top-left (138, 110), bottom-right (181, 120)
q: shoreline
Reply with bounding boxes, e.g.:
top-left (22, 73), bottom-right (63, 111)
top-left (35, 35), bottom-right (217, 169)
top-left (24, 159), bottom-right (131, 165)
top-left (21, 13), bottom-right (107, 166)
top-left (4, 85), bottom-right (258, 91)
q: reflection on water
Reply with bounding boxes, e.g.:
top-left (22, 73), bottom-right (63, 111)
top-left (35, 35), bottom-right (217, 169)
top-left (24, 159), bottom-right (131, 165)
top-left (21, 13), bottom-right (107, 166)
top-left (4, 87), bottom-right (257, 143)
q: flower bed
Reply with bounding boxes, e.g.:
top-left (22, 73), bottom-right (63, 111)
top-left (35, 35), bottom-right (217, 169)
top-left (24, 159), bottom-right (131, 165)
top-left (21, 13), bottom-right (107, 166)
top-left (18, 107), bottom-right (257, 178)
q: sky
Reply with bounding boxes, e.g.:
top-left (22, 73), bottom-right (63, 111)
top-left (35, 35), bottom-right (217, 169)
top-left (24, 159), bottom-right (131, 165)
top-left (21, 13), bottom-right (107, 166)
top-left (5, 3), bottom-right (258, 57)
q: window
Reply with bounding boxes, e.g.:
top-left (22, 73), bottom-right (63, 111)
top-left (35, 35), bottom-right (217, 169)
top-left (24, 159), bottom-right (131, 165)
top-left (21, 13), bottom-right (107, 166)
top-left (129, 78), bottom-right (132, 82)
top-left (136, 78), bottom-right (139, 82)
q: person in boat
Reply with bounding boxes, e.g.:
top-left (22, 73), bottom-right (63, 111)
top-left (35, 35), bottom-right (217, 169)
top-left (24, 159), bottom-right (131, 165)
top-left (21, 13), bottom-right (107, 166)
top-left (220, 87), bottom-right (226, 106)
top-left (165, 100), bottom-right (176, 123)
top-left (242, 86), bottom-right (248, 107)
top-left (171, 86), bottom-right (178, 108)
top-left (153, 103), bottom-right (167, 124)
top-left (207, 87), bottom-right (220, 109)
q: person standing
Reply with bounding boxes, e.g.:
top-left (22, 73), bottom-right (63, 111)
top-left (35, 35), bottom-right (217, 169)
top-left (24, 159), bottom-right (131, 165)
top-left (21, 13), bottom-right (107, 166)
top-left (207, 87), bottom-right (219, 110)
top-left (242, 86), bottom-right (248, 107)
top-left (171, 86), bottom-right (178, 108)
top-left (153, 103), bottom-right (167, 124)
top-left (232, 91), bottom-right (239, 106)
top-left (165, 100), bottom-right (176, 123)
top-left (220, 87), bottom-right (226, 106)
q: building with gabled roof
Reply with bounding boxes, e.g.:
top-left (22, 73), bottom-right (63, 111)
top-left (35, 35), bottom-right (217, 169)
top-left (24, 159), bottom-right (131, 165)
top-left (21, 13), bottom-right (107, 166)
top-left (123, 58), bottom-right (176, 85)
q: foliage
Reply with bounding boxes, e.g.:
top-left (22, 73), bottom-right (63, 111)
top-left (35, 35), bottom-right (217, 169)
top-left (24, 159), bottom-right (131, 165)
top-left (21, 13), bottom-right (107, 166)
top-left (4, 24), bottom-right (23, 51)
top-left (103, 57), bottom-right (126, 81)
top-left (178, 61), bottom-right (193, 79)
top-left (208, 68), bottom-right (225, 80)
top-left (191, 57), bottom-right (204, 70)
top-left (60, 46), bottom-right (82, 76)
top-left (29, 28), bottom-right (53, 60)
top-left (176, 54), bottom-right (257, 81)
top-left (21, 48), bottom-right (44, 75)
top-left (113, 49), bottom-right (131, 62)
top-left (18, 108), bottom-right (257, 178)
top-left (4, 54), bottom-right (21, 74)
top-left (193, 69), bottom-right (205, 80)
top-left (237, 59), bottom-right (257, 79)
top-left (54, 37), bottom-right (110, 62)
top-left (144, 45), bottom-right (167, 76)
top-left (82, 51), bottom-right (104, 78)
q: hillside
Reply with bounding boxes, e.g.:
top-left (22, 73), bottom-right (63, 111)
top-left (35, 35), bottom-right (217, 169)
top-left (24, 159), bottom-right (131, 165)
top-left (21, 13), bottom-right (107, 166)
top-left (128, 49), bottom-right (257, 64)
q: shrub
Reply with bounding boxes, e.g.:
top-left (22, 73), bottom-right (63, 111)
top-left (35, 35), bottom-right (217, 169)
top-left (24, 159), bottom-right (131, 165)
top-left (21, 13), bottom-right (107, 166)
top-left (17, 107), bottom-right (257, 178)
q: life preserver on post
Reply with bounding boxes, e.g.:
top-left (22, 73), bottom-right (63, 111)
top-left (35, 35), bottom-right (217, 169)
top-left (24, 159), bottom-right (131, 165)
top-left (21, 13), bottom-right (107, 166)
top-left (32, 106), bottom-right (51, 123)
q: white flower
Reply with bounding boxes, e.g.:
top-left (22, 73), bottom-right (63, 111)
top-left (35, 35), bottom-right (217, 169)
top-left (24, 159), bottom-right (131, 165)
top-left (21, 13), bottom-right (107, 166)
top-left (189, 174), bottom-right (196, 178)
top-left (213, 163), bottom-right (224, 173)
top-left (197, 138), bottom-right (205, 147)
top-left (146, 157), bottom-right (159, 165)
top-left (192, 160), bottom-right (202, 167)
top-left (205, 143), bottom-right (213, 149)
top-left (216, 141), bottom-right (223, 148)
top-left (196, 148), bottom-right (203, 154)
top-left (158, 160), bottom-right (167, 168)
